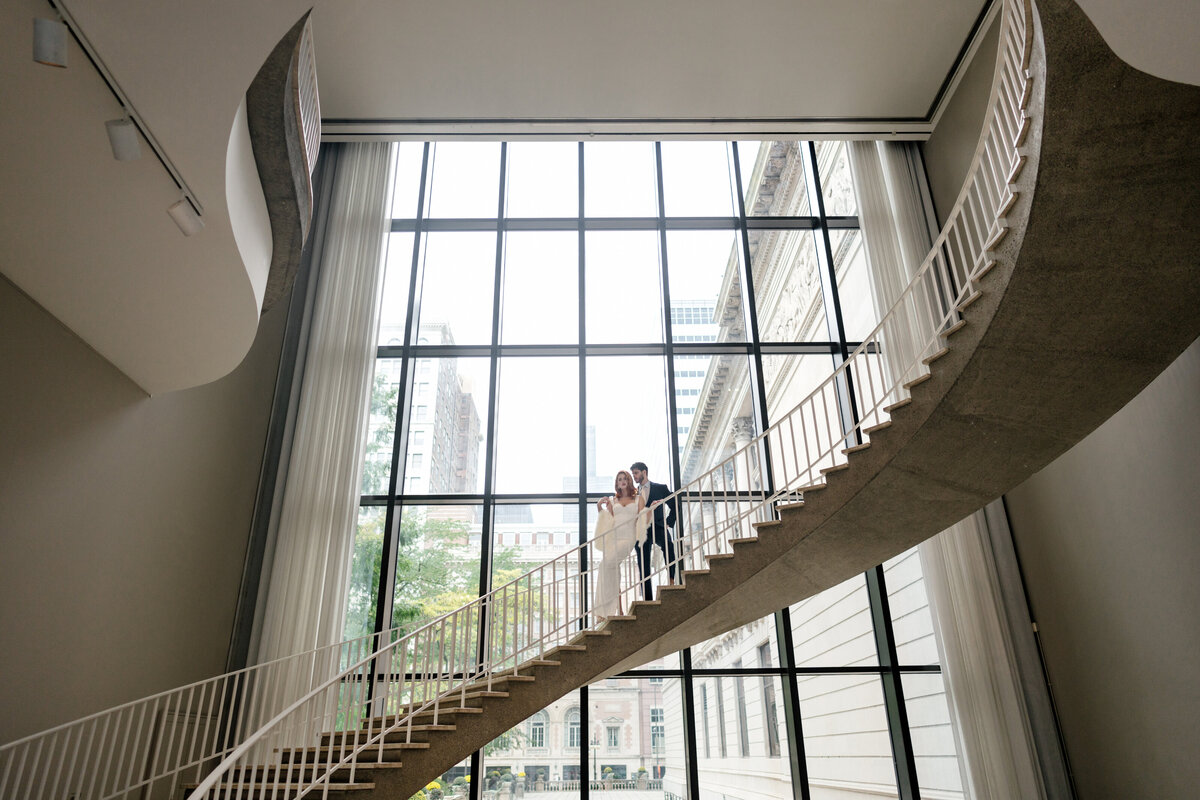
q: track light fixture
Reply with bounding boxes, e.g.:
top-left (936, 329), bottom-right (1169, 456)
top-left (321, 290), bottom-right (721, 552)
top-left (105, 115), bottom-right (141, 161)
top-left (33, 17), bottom-right (68, 67)
top-left (167, 197), bottom-right (205, 237)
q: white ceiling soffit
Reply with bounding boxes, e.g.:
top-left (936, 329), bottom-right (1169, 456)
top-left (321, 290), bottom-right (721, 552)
top-left (314, 0), bottom-right (993, 140)
top-left (2, 0), bottom-right (997, 394)
top-left (1, 0), bottom-right (311, 395)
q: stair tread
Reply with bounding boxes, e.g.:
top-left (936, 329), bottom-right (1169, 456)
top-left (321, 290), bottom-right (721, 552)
top-left (820, 462), bottom-right (850, 474)
top-left (730, 536), bottom-right (759, 544)
top-left (883, 398), bottom-right (912, 414)
top-left (842, 442), bottom-right (871, 454)
top-left (187, 782), bottom-right (375, 791)
top-left (957, 290), bottom-right (983, 311)
top-left (863, 420), bottom-right (892, 435)
top-left (751, 519), bottom-right (782, 528)
top-left (903, 373), bottom-right (931, 390)
top-left (922, 347), bottom-right (950, 365)
top-left (941, 319), bottom-right (968, 337)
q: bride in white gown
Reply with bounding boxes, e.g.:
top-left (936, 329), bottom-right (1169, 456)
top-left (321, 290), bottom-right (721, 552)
top-left (593, 470), bottom-right (650, 620)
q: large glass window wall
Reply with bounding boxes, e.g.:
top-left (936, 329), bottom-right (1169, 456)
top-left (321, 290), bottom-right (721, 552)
top-left (350, 141), bottom-right (962, 800)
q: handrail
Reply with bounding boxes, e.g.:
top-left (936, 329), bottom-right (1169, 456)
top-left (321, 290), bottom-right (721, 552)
top-left (0, 2), bottom-right (1033, 798)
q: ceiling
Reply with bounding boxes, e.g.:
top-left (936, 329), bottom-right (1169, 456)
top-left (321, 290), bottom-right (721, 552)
top-left (3, 0), bottom-right (1195, 394)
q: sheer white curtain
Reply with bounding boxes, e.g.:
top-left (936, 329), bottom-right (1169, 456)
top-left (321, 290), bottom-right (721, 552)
top-left (849, 141), bottom-right (1047, 799)
top-left (253, 142), bottom-right (396, 666)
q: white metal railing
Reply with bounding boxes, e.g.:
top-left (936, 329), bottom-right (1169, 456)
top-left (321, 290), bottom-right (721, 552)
top-left (0, 2), bottom-right (1033, 798)
top-left (294, 15), bottom-right (321, 181)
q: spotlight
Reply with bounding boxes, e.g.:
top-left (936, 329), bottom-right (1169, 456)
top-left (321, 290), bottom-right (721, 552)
top-left (167, 198), bottom-right (205, 237)
top-left (105, 116), bottom-right (141, 161)
top-left (33, 17), bottom-right (68, 68)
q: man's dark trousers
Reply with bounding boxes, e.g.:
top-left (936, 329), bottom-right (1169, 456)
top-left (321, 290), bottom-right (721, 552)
top-left (636, 481), bottom-right (677, 601)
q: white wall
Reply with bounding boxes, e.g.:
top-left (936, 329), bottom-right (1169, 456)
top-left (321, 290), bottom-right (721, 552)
top-left (0, 274), bottom-right (287, 744)
top-left (1004, 337), bottom-right (1200, 798)
top-left (922, 14), bottom-right (1000, 229)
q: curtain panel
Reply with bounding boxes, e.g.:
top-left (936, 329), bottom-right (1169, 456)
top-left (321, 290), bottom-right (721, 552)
top-left (253, 142), bottom-right (396, 666)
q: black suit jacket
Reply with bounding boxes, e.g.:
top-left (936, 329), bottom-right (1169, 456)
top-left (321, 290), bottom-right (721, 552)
top-left (642, 481), bottom-right (676, 529)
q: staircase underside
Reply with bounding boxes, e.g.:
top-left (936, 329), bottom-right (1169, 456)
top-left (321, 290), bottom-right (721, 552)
top-left (232, 2), bottom-right (1200, 797)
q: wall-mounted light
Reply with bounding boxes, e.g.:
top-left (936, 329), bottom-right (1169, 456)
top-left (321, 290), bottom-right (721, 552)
top-left (167, 197), bottom-right (204, 237)
top-left (33, 17), bottom-right (68, 67)
top-left (105, 115), bottom-right (141, 161)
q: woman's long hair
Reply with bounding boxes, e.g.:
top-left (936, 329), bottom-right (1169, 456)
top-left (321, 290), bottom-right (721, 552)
top-left (614, 469), bottom-right (637, 499)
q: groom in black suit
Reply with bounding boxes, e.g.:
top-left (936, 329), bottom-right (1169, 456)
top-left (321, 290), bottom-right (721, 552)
top-left (630, 461), bottom-right (677, 601)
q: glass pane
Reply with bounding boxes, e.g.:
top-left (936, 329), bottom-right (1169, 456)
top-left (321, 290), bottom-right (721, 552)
top-left (507, 142), bottom-right (579, 218)
top-left (343, 506), bottom-right (385, 645)
top-left (495, 357), bottom-right (579, 494)
top-left (674, 351), bottom-right (756, 487)
top-left (390, 142), bottom-right (426, 219)
top-left (814, 140), bottom-right (857, 216)
top-left (403, 357), bottom-right (489, 495)
top-left (660, 141), bottom-right (736, 217)
top-left (586, 678), bottom-right (687, 797)
top-left (426, 757), bottom-right (472, 800)
top-left (391, 505), bottom-right (482, 635)
top-left (832, 229), bottom-right (876, 341)
top-left (585, 231), bottom-right (663, 344)
top-left (586, 356), bottom-right (670, 492)
top-left (427, 142), bottom-right (501, 218)
top-left (884, 548), bottom-right (940, 665)
top-left (691, 614), bottom-right (782, 672)
top-left (492, 504), bottom-right (583, 649)
top-left (501, 232), bottom-right (578, 345)
top-left (362, 358), bottom-right (401, 495)
top-left (584, 142), bottom-right (658, 217)
top-left (762, 353), bottom-right (832, 423)
top-left (789, 573), bottom-right (879, 667)
top-left (377, 232), bottom-right (415, 346)
top-left (483, 691), bottom-right (581, 795)
top-left (798, 674), bottom-right (898, 796)
top-left (903, 672), bottom-right (965, 798)
top-left (738, 141), bottom-right (810, 216)
top-left (749, 229), bottom-right (829, 342)
top-left (418, 232), bottom-right (497, 345)
top-left (665, 231), bottom-right (745, 344)
top-left (694, 675), bottom-right (792, 800)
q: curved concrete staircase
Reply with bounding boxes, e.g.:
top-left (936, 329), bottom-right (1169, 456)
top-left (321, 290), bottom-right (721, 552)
top-left (3, 1), bottom-right (1197, 799)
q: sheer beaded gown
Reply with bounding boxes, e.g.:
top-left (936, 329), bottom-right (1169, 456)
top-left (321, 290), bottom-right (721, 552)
top-left (593, 499), bottom-right (648, 619)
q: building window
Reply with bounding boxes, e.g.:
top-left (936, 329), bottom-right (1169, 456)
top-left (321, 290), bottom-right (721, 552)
top-left (733, 660), bottom-right (750, 757)
top-left (528, 712), bottom-right (547, 749)
top-left (566, 708), bottom-right (580, 749)
top-left (650, 707), bottom-right (664, 754)
top-left (700, 685), bottom-right (711, 758)
top-left (759, 642), bottom-right (781, 758)
top-left (606, 725), bottom-right (619, 751)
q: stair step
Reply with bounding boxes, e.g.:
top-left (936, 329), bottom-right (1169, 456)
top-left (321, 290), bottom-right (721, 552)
top-left (922, 347), bottom-right (949, 366)
top-left (820, 462), bottom-right (850, 475)
top-left (280, 745), bottom-right (404, 764)
top-left (1007, 153), bottom-right (1028, 184)
top-left (629, 600), bottom-right (662, 610)
top-left (976, 258), bottom-right (999, 280)
top-left (998, 189), bottom-right (1020, 220)
top-left (1019, 81), bottom-right (1032, 111)
top-left (521, 659), bottom-right (562, 667)
top-left (902, 373), bottom-right (931, 391)
top-left (985, 226), bottom-right (1009, 252)
top-left (957, 290), bottom-right (983, 311)
top-left (863, 420), bottom-right (892, 436)
top-left (1015, 114), bottom-right (1031, 147)
top-left (842, 442), bottom-right (871, 455)
top-left (598, 614), bottom-right (637, 624)
top-left (883, 397), bottom-right (912, 414)
top-left (185, 782), bottom-right (375, 796)
top-left (682, 568), bottom-right (711, 576)
top-left (226, 765), bottom-right (391, 782)
top-left (794, 482), bottom-right (826, 495)
top-left (941, 319), bottom-right (968, 338)
top-left (658, 584), bottom-right (687, 592)
top-left (706, 553), bottom-right (735, 561)
top-left (730, 536), bottom-right (759, 544)
top-left (338, 721), bottom-right (456, 736)
top-left (752, 519), bottom-right (783, 528)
